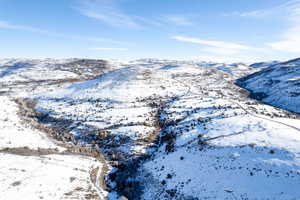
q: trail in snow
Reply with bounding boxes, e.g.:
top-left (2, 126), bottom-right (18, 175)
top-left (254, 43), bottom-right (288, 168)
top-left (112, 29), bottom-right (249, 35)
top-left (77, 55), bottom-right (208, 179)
top-left (174, 75), bottom-right (300, 133)
top-left (229, 100), bottom-right (300, 132)
top-left (93, 163), bottom-right (107, 200)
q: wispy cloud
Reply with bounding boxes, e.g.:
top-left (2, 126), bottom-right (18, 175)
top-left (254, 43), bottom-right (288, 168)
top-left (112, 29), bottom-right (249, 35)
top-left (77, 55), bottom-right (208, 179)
top-left (267, 27), bottom-right (300, 53)
top-left (266, 0), bottom-right (300, 52)
top-left (0, 19), bottom-right (125, 44)
top-left (75, 0), bottom-right (196, 28)
top-left (75, 0), bottom-right (140, 28)
top-left (172, 35), bottom-right (249, 55)
top-left (71, 35), bottom-right (129, 45)
top-left (225, 0), bottom-right (300, 53)
top-left (0, 20), bottom-right (53, 35)
top-left (90, 47), bottom-right (128, 51)
top-left (228, 1), bottom-right (298, 18)
top-left (164, 15), bottom-right (194, 26)
top-left (133, 16), bottom-right (164, 27)
top-left (231, 10), bottom-right (272, 17)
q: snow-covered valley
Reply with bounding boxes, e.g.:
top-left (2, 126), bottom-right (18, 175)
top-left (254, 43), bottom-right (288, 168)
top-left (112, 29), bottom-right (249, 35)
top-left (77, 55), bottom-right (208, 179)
top-left (0, 58), bottom-right (299, 200)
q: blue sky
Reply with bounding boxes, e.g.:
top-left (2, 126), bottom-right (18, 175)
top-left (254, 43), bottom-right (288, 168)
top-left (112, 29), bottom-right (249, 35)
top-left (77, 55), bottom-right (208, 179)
top-left (0, 0), bottom-right (300, 62)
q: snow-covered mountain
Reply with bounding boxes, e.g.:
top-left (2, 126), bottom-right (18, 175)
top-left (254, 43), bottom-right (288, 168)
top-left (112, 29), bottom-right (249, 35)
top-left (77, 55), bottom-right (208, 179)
top-left (237, 58), bottom-right (300, 114)
top-left (0, 58), bottom-right (109, 96)
top-left (33, 60), bottom-right (300, 199)
top-left (1, 58), bottom-right (300, 200)
top-left (249, 61), bottom-right (280, 68)
top-left (131, 59), bottom-right (254, 77)
top-left (0, 59), bottom-right (113, 200)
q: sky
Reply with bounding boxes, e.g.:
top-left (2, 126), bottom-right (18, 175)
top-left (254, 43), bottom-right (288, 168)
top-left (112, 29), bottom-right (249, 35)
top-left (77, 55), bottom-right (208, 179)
top-left (0, 0), bottom-right (300, 63)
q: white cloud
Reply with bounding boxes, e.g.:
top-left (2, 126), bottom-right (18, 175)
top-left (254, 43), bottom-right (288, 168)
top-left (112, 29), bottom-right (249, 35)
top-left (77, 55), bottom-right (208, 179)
top-left (164, 15), bottom-right (193, 26)
top-left (267, 27), bottom-right (300, 53)
top-left (75, 0), bottom-right (139, 28)
top-left (266, 0), bottom-right (300, 52)
top-left (229, 1), bottom-right (298, 18)
top-left (133, 16), bottom-right (164, 27)
top-left (172, 35), bottom-right (249, 55)
top-left (0, 20), bottom-right (52, 34)
top-left (75, 1), bottom-right (196, 28)
top-left (90, 47), bottom-right (128, 51)
top-left (0, 20), bottom-right (125, 44)
top-left (227, 0), bottom-right (300, 53)
top-left (236, 10), bottom-right (271, 17)
top-left (71, 35), bottom-right (129, 45)
top-left (172, 36), bottom-right (249, 50)
top-left (229, 8), bottom-right (275, 18)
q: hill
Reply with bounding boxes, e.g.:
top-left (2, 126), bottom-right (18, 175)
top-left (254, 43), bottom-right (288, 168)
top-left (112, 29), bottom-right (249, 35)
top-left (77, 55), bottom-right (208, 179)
top-left (237, 58), bottom-right (300, 113)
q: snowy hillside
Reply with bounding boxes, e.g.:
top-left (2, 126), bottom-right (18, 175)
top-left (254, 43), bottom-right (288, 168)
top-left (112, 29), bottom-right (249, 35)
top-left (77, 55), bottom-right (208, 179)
top-left (132, 59), bottom-right (254, 77)
top-left (0, 96), bottom-right (106, 200)
top-left (237, 58), bottom-right (300, 113)
top-left (31, 59), bottom-right (300, 200)
top-left (0, 59), bottom-right (113, 200)
top-left (249, 61), bottom-right (280, 68)
top-left (198, 62), bottom-right (252, 76)
top-left (0, 58), bottom-right (299, 200)
top-left (0, 58), bottom-right (109, 97)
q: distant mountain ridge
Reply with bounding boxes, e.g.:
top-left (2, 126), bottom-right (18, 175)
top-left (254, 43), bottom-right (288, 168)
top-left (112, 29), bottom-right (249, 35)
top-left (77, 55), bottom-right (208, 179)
top-left (249, 61), bottom-right (280, 68)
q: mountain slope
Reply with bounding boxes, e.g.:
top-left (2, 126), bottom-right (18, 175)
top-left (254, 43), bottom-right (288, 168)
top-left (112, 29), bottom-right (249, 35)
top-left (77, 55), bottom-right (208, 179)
top-left (237, 58), bottom-right (300, 113)
top-left (249, 61), bottom-right (280, 68)
top-left (0, 58), bottom-right (109, 97)
top-left (32, 60), bottom-right (300, 200)
top-left (0, 59), bottom-right (111, 200)
top-left (1, 58), bottom-right (300, 200)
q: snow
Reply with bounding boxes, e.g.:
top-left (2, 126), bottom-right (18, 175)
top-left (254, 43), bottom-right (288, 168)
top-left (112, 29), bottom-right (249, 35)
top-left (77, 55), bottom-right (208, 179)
top-left (139, 93), bottom-right (300, 199)
top-left (237, 59), bottom-right (300, 113)
top-left (0, 59), bottom-right (110, 200)
top-left (37, 65), bottom-right (186, 102)
top-left (142, 146), bottom-right (300, 200)
top-left (34, 64), bottom-right (191, 155)
top-left (249, 61), bottom-right (280, 68)
top-left (0, 59), bottom-right (77, 83)
top-left (0, 96), bottom-right (59, 150)
top-left (0, 153), bottom-right (99, 200)
top-left (0, 58), bottom-right (110, 98)
top-left (1, 58), bottom-right (300, 200)
top-left (0, 96), bottom-right (104, 200)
